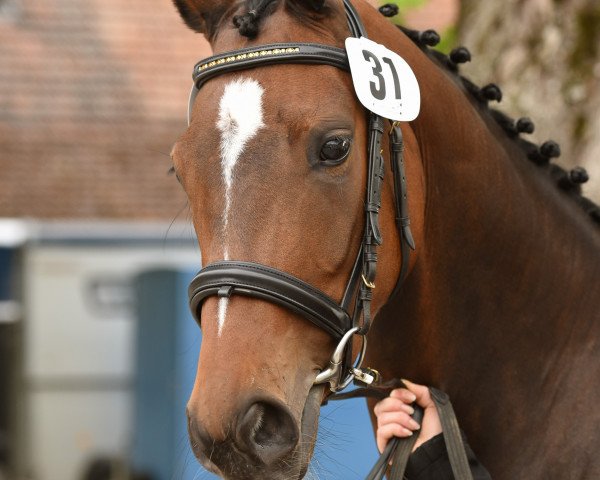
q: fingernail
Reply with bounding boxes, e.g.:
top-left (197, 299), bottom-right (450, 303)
top-left (408, 393), bottom-right (417, 402)
top-left (409, 419), bottom-right (420, 430)
top-left (407, 406), bottom-right (414, 415)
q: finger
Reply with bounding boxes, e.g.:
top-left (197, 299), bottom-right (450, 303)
top-left (377, 411), bottom-right (421, 431)
top-left (389, 388), bottom-right (418, 404)
top-left (401, 379), bottom-right (434, 409)
top-left (376, 423), bottom-right (414, 454)
top-left (374, 397), bottom-right (415, 417)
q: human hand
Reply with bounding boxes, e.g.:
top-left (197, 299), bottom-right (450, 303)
top-left (373, 379), bottom-right (442, 453)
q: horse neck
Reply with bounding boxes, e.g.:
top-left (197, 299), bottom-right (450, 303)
top-left (398, 91), bottom-right (600, 472)
top-left (361, 0), bottom-right (600, 400)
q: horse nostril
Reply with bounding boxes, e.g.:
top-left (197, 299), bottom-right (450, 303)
top-left (236, 400), bottom-right (299, 465)
top-left (187, 411), bottom-right (206, 452)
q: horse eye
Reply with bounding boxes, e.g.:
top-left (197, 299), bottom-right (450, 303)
top-left (320, 137), bottom-right (352, 165)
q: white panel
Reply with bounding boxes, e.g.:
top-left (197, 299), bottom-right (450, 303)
top-left (27, 390), bottom-right (132, 480)
top-left (23, 246), bottom-right (199, 379)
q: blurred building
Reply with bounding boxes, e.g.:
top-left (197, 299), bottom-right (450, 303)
top-left (1, 1), bottom-right (211, 479)
top-left (0, 0), bottom-right (458, 220)
top-left (0, 0), bottom-right (211, 219)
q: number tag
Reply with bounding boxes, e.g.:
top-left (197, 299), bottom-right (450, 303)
top-left (345, 37), bottom-right (420, 121)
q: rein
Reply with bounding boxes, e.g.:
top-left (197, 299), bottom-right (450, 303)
top-left (325, 380), bottom-right (474, 480)
top-left (185, 1), bottom-right (472, 478)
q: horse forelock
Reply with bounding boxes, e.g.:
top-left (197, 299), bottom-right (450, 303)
top-left (227, 0), bottom-right (347, 42)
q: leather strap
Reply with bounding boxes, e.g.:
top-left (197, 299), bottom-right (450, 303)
top-left (389, 123), bottom-right (415, 297)
top-left (340, 244), bottom-right (364, 312)
top-left (188, 43), bottom-right (349, 125)
top-left (192, 42), bottom-right (349, 90)
top-left (366, 114), bottom-right (385, 248)
top-left (325, 379), bottom-right (424, 480)
top-left (327, 382), bottom-right (474, 480)
top-left (188, 261), bottom-right (351, 340)
top-left (355, 114), bottom-right (385, 335)
top-left (344, 0), bottom-right (368, 38)
top-left (430, 388), bottom-right (475, 480)
top-left (387, 418), bottom-right (421, 480)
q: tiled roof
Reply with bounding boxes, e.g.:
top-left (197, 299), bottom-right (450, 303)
top-left (0, 0), bottom-right (456, 219)
top-left (0, 0), bottom-right (210, 219)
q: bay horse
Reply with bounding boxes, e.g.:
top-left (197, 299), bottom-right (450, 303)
top-left (169, 0), bottom-right (600, 478)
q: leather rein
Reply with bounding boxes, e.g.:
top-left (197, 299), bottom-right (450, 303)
top-left (185, 2), bottom-right (473, 479)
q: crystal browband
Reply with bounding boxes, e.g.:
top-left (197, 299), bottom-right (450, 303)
top-left (191, 42), bottom-right (349, 90)
top-left (197, 47), bottom-right (301, 72)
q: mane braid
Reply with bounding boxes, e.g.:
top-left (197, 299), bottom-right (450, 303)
top-left (385, 15), bottom-right (600, 227)
top-left (233, 0), bottom-right (278, 38)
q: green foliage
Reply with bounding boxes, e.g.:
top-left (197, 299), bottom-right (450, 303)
top-left (387, 0), bottom-right (427, 8)
top-left (378, 0), bottom-right (458, 54)
top-left (381, 0), bottom-right (427, 24)
top-left (435, 25), bottom-right (457, 54)
top-left (569, 4), bottom-right (600, 76)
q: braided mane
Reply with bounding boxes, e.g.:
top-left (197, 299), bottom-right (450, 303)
top-left (233, 0), bottom-right (279, 38)
top-left (231, 0), bottom-right (600, 226)
top-left (379, 5), bottom-right (600, 227)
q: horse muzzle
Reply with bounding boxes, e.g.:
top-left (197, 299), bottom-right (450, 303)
top-left (187, 386), bottom-right (323, 480)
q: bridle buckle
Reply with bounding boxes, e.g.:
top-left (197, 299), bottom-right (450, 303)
top-left (314, 327), bottom-right (369, 392)
top-left (361, 274), bottom-right (376, 289)
top-left (351, 367), bottom-right (380, 386)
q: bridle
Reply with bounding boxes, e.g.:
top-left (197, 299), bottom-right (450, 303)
top-left (187, 0), bottom-right (415, 393)
top-left (184, 5), bottom-right (477, 478)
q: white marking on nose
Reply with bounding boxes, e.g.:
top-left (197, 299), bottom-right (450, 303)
top-left (217, 297), bottom-right (229, 337)
top-left (215, 77), bottom-right (265, 336)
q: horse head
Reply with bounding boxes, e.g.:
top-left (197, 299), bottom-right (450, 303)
top-left (171, 0), bottom-right (425, 478)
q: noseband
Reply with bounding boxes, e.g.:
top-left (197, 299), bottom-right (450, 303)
top-left (187, 0), bottom-right (415, 392)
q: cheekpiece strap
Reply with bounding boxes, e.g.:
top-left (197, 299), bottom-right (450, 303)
top-left (344, 0), bottom-right (368, 38)
top-left (355, 113), bottom-right (385, 335)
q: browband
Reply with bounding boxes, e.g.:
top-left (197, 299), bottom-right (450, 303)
top-left (188, 43), bottom-right (349, 125)
top-left (193, 43), bottom-right (349, 90)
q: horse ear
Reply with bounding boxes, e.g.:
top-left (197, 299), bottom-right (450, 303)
top-left (172, 0), bottom-right (235, 37)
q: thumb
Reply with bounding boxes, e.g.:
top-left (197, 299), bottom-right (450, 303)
top-left (402, 379), bottom-right (434, 409)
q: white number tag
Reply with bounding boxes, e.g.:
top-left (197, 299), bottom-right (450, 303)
top-left (345, 37), bottom-right (420, 121)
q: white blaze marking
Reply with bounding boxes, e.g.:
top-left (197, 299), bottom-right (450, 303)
top-left (217, 297), bottom-right (229, 337)
top-left (215, 77), bottom-right (265, 336)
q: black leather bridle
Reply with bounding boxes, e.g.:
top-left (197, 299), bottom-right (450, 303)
top-left (187, 0), bottom-right (415, 392)
top-left (183, 6), bottom-right (478, 479)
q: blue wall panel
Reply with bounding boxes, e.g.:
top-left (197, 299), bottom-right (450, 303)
top-left (133, 269), bottom-right (378, 480)
top-left (0, 248), bottom-right (13, 300)
top-left (133, 269), bottom-right (209, 480)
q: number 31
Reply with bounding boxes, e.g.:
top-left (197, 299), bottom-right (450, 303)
top-left (362, 50), bottom-right (402, 101)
